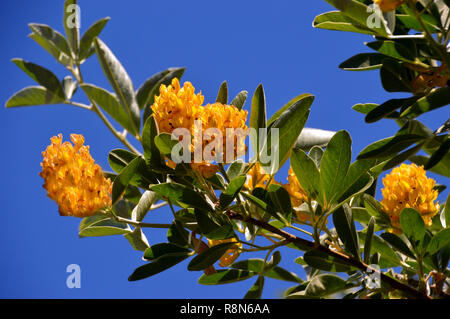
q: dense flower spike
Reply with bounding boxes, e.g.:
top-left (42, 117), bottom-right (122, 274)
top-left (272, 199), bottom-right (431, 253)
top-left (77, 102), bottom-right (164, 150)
top-left (381, 163), bottom-right (439, 232)
top-left (40, 134), bottom-right (112, 217)
top-left (208, 238), bottom-right (242, 267)
top-left (373, 0), bottom-right (406, 12)
top-left (151, 78), bottom-right (204, 134)
top-left (198, 102), bottom-right (248, 163)
top-left (284, 167), bottom-right (310, 222)
top-left (151, 80), bottom-right (249, 176)
top-left (245, 162), bottom-right (278, 191)
top-left (191, 162), bottom-right (219, 179)
top-left (284, 167), bottom-right (309, 207)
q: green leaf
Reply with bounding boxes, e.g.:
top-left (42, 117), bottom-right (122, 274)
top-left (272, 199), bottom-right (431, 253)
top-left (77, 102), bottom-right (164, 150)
top-left (339, 53), bottom-right (385, 71)
top-left (352, 103), bottom-right (378, 115)
top-left (359, 232), bottom-right (402, 268)
top-left (198, 269), bottom-right (256, 285)
top-left (12, 59), bottom-right (65, 99)
top-left (363, 217), bottom-right (375, 264)
top-left (219, 176), bottom-right (246, 208)
top-left (380, 233), bottom-right (415, 259)
top-left (231, 259), bottom-right (302, 283)
top-left (122, 185), bottom-right (141, 205)
top-left (313, 11), bottom-right (378, 35)
top-left (28, 23), bottom-right (71, 65)
top-left (241, 192), bottom-right (268, 211)
top-left (249, 84), bottom-right (266, 161)
top-left (227, 160), bottom-right (247, 180)
top-left (154, 133), bottom-right (180, 155)
top-left (294, 128), bottom-right (336, 151)
top-left (336, 159), bottom-right (375, 204)
top-left (136, 67), bottom-right (185, 110)
top-left (80, 83), bottom-right (135, 133)
top-left (108, 149), bottom-right (138, 172)
top-left (400, 208), bottom-right (426, 250)
top-left (230, 91), bottom-right (248, 110)
top-left (366, 41), bottom-right (417, 64)
top-left (143, 243), bottom-right (191, 260)
top-left (444, 193), bottom-right (450, 228)
top-left (363, 194), bottom-right (391, 229)
top-left (400, 87), bottom-right (450, 118)
top-left (333, 204), bottom-right (360, 259)
top-left (323, 0), bottom-right (389, 36)
top-left (396, 12), bottom-right (440, 32)
top-left (188, 242), bottom-right (237, 271)
top-left (194, 209), bottom-right (235, 240)
top-left (357, 134), bottom-right (424, 159)
top-left (267, 93), bottom-right (313, 127)
top-left (131, 190), bottom-right (158, 222)
top-left (266, 184), bottom-right (293, 225)
top-left (142, 116), bottom-right (163, 167)
top-left (94, 38), bottom-right (140, 135)
top-left (167, 221), bottom-right (190, 247)
top-left (305, 274), bottom-right (353, 297)
top-left (425, 138), bottom-right (450, 170)
top-left (365, 97), bottom-right (418, 123)
top-left (320, 130), bottom-right (351, 207)
top-left (244, 276), bottom-right (265, 299)
top-left (128, 252), bottom-right (191, 281)
top-left (78, 17), bottom-right (110, 61)
top-left (303, 250), bottom-right (353, 272)
top-left (63, 0), bottom-right (79, 55)
top-left (141, 68), bottom-right (186, 122)
top-left (62, 75), bottom-right (77, 100)
top-left (216, 81), bottom-right (228, 104)
top-left (124, 227), bottom-right (150, 251)
top-left (309, 146), bottom-right (324, 168)
top-left (5, 86), bottom-right (65, 108)
top-left (79, 214), bottom-right (131, 237)
top-left (112, 156), bottom-right (142, 205)
top-left (150, 183), bottom-right (212, 212)
top-left (380, 59), bottom-right (412, 93)
top-left (426, 229), bottom-right (450, 256)
top-left (290, 148), bottom-right (321, 203)
top-left (262, 95), bottom-right (313, 173)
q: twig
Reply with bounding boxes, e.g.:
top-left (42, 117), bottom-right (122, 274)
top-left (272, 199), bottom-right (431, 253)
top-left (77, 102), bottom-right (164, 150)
top-left (226, 210), bottom-right (432, 299)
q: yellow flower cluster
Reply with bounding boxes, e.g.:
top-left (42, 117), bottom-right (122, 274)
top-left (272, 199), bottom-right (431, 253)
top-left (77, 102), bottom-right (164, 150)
top-left (190, 162), bottom-right (220, 179)
top-left (381, 163), bottom-right (439, 232)
top-left (245, 162), bottom-right (278, 191)
top-left (410, 64), bottom-right (449, 94)
top-left (373, 0), bottom-right (406, 12)
top-left (151, 78), bottom-right (248, 178)
top-left (151, 78), bottom-right (204, 134)
top-left (283, 167), bottom-right (310, 222)
top-left (208, 238), bottom-right (242, 267)
top-left (199, 102), bottom-right (248, 163)
top-left (40, 134), bottom-right (112, 217)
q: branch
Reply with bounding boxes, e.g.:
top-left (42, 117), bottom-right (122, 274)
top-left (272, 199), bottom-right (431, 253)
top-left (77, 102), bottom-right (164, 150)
top-left (226, 210), bottom-right (431, 299)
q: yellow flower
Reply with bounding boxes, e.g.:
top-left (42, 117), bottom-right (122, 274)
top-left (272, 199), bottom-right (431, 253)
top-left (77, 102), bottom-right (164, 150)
top-left (151, 78), bottom-right (204, 134)
top-left (208, 238), bottom-right (242, 267)
top-left (198, 102), bottom-right (248, 164)
top-left (284, 167), bottom-right (310, 222)
top-left (191, 162), bottom-right (219, 179)
top-left (245, 162), bottom-right (278, 191)
top-left (410, 64), bottom-right (449, 94)
top-left (40, 134), bottom-right (112, 217)
top-left (381, 163), bottom-right (439, 233)
top-left (373, 0), bottom-right (406, 12)
top-left (151, 81), bottom-right (249, 177)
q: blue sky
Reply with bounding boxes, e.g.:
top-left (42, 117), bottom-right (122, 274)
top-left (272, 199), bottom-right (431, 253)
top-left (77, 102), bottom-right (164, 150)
top-left (0, 0), bottom-right (447, 298)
